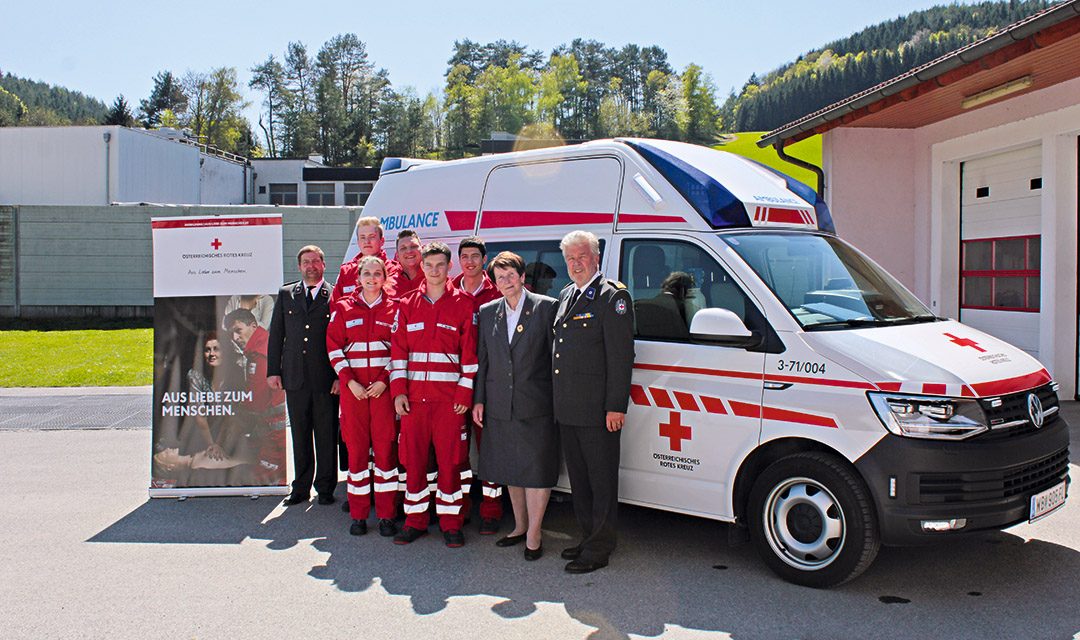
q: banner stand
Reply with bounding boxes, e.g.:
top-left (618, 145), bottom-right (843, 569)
top-left (149, 486), bottom-right (289, 499)
top-left (149, 214), bottom-right (288, 499)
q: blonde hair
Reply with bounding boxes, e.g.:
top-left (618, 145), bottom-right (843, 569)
top-left (355, 216), bottom-right (384, 238)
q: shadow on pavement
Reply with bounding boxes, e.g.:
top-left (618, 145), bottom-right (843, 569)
top-left (89, 491), bottom-right (1080, 639)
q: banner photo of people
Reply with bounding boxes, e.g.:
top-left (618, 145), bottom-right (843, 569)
top-left (150, 215), bottom-right (286, 497)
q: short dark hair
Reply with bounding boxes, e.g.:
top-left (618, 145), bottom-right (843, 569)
top-left (297, 245), bottom-right (324, 265)
top-left (397, 229), bottom-right (419, 242)
top-left (223, 308), bottom-right (257, 328)
top-left (490, 251), bottom-right (525, 276)
top-left (458, 236), bottom-right (486, 258)
top-left (421, 241), bottom-right (451, 262)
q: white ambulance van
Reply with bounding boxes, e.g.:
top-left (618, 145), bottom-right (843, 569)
top-left (347, 138), bottom-right (1069, 587)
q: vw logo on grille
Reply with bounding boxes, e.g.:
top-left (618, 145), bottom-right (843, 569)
top-left (1028, 393), bottom-right (1045, 428)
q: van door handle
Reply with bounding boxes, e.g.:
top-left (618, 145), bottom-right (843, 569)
top-left (764, 381), bottom-right (792, 391)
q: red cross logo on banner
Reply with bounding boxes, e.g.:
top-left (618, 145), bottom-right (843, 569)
top-left (210, 238), bottom-right (223, 250)
top-left (659, 411), bottom-right (692, 452)
top-left (944, 332), bottom-right (986, 353)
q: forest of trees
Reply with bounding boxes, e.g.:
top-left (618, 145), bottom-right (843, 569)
top-left (722, 0), bottom-right (1054, 132)
top-left (0, 0), bottom-right (1055, 162)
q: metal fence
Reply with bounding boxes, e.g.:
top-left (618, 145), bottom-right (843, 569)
top-left (0, 204), bottom-right (363, 318)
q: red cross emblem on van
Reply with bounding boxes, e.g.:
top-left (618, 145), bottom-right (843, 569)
top-left (659, 411), bottom-right (692, 451)
top-left (944, 332), bottom-right (986, 353)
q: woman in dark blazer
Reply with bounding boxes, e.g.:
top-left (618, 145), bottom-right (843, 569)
top-left (472, 251), bottom-right (559, 560)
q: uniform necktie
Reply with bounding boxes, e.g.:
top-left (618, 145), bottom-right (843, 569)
top-left (567, 288), bottom-right (581, 312)
top-left (306, 285), bottom-right (316, 309)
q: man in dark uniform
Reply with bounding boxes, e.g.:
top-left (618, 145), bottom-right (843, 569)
top-left (552, 230), bottom-right (635, 574)
top-left (268, 245), bottom-right (341, 507)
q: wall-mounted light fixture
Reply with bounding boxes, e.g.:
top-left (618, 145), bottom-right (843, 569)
top-left (961, 75), bottom-right (1034, 109)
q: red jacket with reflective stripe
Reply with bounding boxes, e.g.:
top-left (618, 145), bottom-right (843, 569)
top-left (326, 294), bottom-right (398, 387)
top-left (331, 250), bottom-right (402, 304)
top-left (453, 273), bottom-right (502, 310)
top-left (390, 282), bottom-right (478, 406)
top-left (392, 268), bottom-right (424, 299)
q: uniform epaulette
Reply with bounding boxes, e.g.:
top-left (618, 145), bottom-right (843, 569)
top-left (285, 279), bottom-right (303, 287)
top-left (607, 279), bottom-right (627, 290)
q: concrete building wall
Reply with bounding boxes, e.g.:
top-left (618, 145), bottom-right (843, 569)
top-left (0, 126), bottom-right (115, 205)
top-left (0, 204), bottom-right (364, 318)
top-left (251, 159), bottom-right (314, 205)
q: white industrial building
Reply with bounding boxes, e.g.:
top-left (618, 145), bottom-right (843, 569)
top-left (761, 1), bottom-right (1080, 397)
top-left (0, 126), bottom-right (251, 205)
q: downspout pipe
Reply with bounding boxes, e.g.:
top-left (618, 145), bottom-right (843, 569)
top-left (773, 141), bottom-right (825, 199)
top-left (103, 131), bottom-right (112, 204)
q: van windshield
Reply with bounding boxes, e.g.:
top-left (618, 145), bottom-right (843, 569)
top-left (721, 232), bottom-right (936, 330)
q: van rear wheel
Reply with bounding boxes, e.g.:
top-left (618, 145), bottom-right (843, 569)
top-left (748, 452), bottom-right (879, 588)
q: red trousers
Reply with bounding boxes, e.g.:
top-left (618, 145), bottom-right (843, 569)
top-left (400, 400), bottom-right (470, 531)
top-left (341, 390), bottom-right (398, 519)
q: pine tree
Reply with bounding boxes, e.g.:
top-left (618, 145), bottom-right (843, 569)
top-left (103, 95), bottom-right (136, 127)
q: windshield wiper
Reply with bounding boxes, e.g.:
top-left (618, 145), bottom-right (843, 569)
top-left (805, 314), bottom-right (941, 330)
top-left (805, 317), bottom-right (889, 330)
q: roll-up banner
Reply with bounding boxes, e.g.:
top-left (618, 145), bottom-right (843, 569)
top-left (149, 215), bottom-right (288, 498)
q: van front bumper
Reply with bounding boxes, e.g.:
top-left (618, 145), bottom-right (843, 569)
top-left (853, 415), bottom-right (1070, 546)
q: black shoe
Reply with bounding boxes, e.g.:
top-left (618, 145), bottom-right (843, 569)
top-left (479, 518), bottom-right (500, 535)
top-left (341, 498), bottom-right (351, 512)
top-left (394, 526), bottom-right (427, 545)
top-left (565, 558), bottom-right (607, 574)
top-left (349, 519), bottom-right (367, 536)
top-left (444, 530), bottom-right (465, 548)
top-left (282, 494), bottom-right (309, 507)
top-left (524, 545), bottom-right (543, 561)
top-left (495, 533), bottom-right (526, 547)
top-left (560, 546), bottom-right (582, 561)
top-left (317, 494), bottom-right (336, 506)
top-left (378, 518), bottom-right (398, 537)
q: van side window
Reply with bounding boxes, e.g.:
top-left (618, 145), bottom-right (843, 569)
top-left (484, 240), bottom-right (605, 298)
top-left (620, 239), bottom-right (750, 342)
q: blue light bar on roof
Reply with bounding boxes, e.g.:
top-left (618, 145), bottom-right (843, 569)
top-left (625, 141), bottom-right (751, 229)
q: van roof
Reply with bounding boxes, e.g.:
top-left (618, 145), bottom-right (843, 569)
top-left (379, 138), bottom-right (835, 233)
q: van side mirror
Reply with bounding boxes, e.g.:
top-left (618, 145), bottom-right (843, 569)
top-left (689, 308), bottom-right (761, 348)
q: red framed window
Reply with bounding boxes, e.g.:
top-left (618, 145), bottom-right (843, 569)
top-left (961, 235), bottom-right (1040, 312)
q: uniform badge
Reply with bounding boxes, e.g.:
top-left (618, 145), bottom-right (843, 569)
top-left (516, 324), bottom-right (524, 333)
top-left (615, 299), bottom-right (628, 315)
top-left (585, 288), bottom-right (595, 300)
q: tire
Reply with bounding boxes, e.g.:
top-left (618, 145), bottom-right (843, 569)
top-left (748, 452), bottom-right (880, 588)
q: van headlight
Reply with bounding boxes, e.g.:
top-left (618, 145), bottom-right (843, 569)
top-left (867, 392), bottom-right (988, 440)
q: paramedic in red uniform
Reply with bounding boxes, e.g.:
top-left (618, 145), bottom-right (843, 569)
top-left (452, 236), bottom-right (505, 534)
top-left (331, 217), bottom-right (402, 304)
top-left (225, 308), bottom-right (288, 486)
top-left (391, 242), bottom-right (479, 547)
top-left (327, 256), bottom-right (400, 537)
top-left (392, 229), bottom-right (424, 298)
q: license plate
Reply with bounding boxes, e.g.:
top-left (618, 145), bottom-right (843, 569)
top-left (1029, 480), bottom-right (1067, 522)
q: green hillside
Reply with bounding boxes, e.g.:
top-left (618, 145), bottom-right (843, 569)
top-left (714, 132), bottom-right (822, 190)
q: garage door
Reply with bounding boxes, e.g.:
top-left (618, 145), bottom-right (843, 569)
top-left (959, 144), bottom-right (1042, 361)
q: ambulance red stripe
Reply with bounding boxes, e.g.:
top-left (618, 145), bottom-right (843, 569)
top-left (761, 406), bottom-right (838, 428)
top-left (699, 395), bottom-right (727, 414)
top-left (673, 391), bottom-right (699, 411)
top-left (629, 384), bottom-right (650, 407)
top-left (922, 383), bottom-right (947, 395)
top-left (444, 210), bottom-right (478, 231)
top-left (969, 369), bottom-right (1052, 396)
top-left (649, 387), bottom-right (675, 409)
top-left (618, 213), bottom-right (688, 224)
top-left (479, 211), bottom-right (614, 229)
top-left (764, 208), bottom-right (808, 224)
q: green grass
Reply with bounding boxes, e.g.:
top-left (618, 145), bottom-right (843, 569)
top-left (0, 328), bottom-right (153, 387)
top-left (714, 132), bottom-right (823, 192)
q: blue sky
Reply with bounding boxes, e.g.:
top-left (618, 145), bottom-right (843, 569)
top-left (2, 0), bottom-right (981, 120)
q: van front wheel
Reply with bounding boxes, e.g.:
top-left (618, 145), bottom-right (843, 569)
top-left (748, 452), bottom-right (879, 588)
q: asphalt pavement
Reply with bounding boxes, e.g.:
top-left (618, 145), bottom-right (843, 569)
top-left (1, 387), bottom-right (1078, 639)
